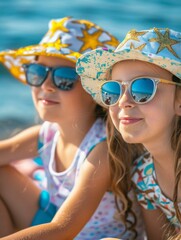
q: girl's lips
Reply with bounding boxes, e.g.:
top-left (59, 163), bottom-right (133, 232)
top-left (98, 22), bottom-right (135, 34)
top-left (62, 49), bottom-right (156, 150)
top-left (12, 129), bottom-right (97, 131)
top-left (40, 99), bottom-right (59, 105)
top-left (119, 117), bottom-right (143, 125)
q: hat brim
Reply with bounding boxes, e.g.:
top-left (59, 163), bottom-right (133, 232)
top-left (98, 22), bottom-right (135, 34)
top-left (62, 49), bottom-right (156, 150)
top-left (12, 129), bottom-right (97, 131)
top-left (77, 48), bottom-right (181, 106)
top-left (0, 44), bottom-right (81, 83)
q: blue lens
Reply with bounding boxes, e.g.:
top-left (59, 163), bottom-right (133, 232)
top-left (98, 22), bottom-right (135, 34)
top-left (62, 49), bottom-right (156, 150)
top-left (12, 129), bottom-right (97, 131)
top-left (53, 67), bottom-right (78, 91)
top-left (25, 64), bottom-right (47, 86)
top-left (131, 78), bottom-right (154, 103)
top-left (101, 81), bottom-right (121, 106)
top-left (101, 78), bottom-right (155, 106)
top-left (24, 64), bottom-right (78, 91)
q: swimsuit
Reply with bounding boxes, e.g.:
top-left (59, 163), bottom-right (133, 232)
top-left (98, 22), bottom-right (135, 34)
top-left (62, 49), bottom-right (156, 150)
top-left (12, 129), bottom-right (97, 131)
top-left (31, 118), bottom-right (145, 239)
top-left (132, 152), bottom-right (181, 231)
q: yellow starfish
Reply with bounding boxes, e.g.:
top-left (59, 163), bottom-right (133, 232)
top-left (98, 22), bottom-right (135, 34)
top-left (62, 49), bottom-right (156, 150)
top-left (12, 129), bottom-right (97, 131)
top-left (47, 17), bottom-right (70, 39)
top-left (41, 39), bottom-right (70, 50)
top-left (129, 42), bottom-right (146, 51)
top-left (77, 27), bottom-right (106, 52)
top-left (117, 29), bottom-right (146, 50)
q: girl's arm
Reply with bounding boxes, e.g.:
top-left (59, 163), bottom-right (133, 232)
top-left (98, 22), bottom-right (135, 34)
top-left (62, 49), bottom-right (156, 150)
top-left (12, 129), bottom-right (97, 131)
top-left (1, 141), bottom-right (110, 240)
top-left (0, 125), bottom-right (41, 165)
top-left (141, 206), bottom-right (172, 240)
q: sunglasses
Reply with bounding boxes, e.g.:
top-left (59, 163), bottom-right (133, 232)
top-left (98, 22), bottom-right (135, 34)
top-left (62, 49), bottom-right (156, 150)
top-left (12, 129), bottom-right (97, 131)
top-left (23, 63), bottom-right (79, 91)
top-left (100, 77), bottom-right (181, 106)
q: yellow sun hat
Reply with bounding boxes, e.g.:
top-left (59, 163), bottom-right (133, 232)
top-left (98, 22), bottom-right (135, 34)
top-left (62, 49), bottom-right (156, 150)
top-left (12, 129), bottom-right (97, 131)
top-left (76, 28), bottom-right (181, 106)
top-left (0, 16), bottom-right (119, 84)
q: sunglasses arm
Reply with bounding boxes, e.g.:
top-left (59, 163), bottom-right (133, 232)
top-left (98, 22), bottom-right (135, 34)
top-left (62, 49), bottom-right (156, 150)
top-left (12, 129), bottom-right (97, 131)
top-left (159, 78), bottom-right (181, 87)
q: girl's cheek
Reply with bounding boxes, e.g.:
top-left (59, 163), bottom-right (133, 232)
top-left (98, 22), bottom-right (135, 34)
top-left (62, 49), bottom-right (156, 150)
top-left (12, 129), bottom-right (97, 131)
top-left (31, 89), bottom-right (38, 105)
top-left (109, 105), bottom-right (118, 117)
top-left (109, 106), bottom-right (119, 127)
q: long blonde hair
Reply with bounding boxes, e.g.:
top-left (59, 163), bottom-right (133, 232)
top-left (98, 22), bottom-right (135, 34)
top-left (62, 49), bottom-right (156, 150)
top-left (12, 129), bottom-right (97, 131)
top-left (168, 233), bottom-right (181, 240)
top-left (106, 115), bottom-right (144, 238)
top-left (172, 76), bottom-right (181, 223)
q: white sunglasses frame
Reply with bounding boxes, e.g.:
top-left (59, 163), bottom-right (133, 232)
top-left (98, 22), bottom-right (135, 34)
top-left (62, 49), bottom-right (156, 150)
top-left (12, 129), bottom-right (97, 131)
top-left (99, 77), bottom-right (181, 107)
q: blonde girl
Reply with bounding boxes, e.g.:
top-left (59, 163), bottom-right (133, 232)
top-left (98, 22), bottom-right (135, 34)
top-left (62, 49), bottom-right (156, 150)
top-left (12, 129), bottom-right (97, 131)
top-left (76, 27), bottom-right (181, 240)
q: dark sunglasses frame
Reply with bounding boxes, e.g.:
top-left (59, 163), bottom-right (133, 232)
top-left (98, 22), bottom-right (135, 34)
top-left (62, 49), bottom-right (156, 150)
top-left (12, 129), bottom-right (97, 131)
top-left (22, 63), bottom-right (79, 91)
top-left (99, 77), bottom-right (181, 107)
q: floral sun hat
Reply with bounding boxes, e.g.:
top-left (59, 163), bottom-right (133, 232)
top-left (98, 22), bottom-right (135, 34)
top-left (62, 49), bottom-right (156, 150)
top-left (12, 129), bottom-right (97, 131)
top-left (0, 16), bottom-right (119, 83)
top-left (76, 28), bottom-right (181, 106)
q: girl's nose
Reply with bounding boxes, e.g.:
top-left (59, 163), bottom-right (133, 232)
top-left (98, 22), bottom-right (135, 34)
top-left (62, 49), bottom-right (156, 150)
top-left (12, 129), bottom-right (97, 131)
top-left (41, 72), bottom-right (55, 92)
top-left (118, 88), bottom-right (135, 109)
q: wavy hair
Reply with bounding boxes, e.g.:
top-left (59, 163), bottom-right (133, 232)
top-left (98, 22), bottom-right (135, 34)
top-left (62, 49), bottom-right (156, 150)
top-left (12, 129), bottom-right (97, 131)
top-left (106, 115), bottom-right (144, 239)
top-left (167, 233), bottom-right (181, 240)
top-left (171, 75), bottom-right (181, 225)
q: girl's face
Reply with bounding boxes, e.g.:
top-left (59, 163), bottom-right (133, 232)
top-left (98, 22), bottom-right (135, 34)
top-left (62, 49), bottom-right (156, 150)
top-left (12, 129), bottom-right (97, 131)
top-left (109, 60), bottom-right (181, 148)
top-left (31, 56), bottom-right (96, 124)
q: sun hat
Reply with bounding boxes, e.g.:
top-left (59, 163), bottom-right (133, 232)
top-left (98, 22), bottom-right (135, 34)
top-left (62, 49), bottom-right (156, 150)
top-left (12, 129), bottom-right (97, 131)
top-left (76, 27), bottom-right (181, 106)
top-left (0, 16), bottom-right (119, 83)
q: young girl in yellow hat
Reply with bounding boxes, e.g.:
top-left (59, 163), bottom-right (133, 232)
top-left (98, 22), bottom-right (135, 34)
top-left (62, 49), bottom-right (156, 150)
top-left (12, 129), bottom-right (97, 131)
top-left (0, 17), bottom-right (145, 239)
top-left (77, 27), bottom-right (181, 239)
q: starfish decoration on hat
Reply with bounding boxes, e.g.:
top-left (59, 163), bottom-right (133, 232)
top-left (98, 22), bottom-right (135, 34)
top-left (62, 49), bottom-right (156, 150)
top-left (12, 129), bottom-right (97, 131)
top-left (41, 39), bottom-right (70, 51)
top-left (48, 17), bottom-right (70, 38)
top-left (117, 29), bottom-right (146, 50)
top-left (149, 28), bottom-right (180, 59)
top-left (77, 27), bottom-right (107, 52)
top-left (130, 42), bottom-right (146, 51)
top-left (72, 19), bottom-right (118, 48)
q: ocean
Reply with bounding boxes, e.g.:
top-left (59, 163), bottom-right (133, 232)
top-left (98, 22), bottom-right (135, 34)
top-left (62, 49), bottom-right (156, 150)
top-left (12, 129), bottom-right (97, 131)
top-left (0, 0), bottom-right (180, 139)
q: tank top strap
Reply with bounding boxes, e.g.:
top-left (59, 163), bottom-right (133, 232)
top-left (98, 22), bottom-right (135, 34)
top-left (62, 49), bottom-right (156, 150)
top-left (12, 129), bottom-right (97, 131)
top-left (75, 118), bottom-right (106, 173)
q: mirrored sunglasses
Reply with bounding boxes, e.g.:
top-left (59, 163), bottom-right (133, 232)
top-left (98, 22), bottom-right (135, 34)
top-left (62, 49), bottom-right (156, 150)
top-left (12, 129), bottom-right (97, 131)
top-left (100, 77), bottom-right (181, 106)
top-left (23, 63), bottom-right (79, 91)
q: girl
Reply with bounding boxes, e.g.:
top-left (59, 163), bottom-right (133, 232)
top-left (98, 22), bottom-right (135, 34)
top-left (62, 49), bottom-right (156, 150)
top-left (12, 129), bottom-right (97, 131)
top-left (76, 27), bottom-right (181, 240)
top-left (0, 17), bottom-right (145, 239)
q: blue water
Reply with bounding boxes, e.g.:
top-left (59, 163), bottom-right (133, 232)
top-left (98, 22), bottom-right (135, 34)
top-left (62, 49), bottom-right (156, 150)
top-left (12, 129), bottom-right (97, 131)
top-left (0, 0), bottom-right (181, 139)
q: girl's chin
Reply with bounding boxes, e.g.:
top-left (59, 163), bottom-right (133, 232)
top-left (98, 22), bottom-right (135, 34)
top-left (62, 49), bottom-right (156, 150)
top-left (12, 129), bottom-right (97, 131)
top-left (39, 114), bottom-right (57, 122)
top-left (122, 137), bottom-right (135, 144)
top-left (119, 132), bottom-right (138, 144)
